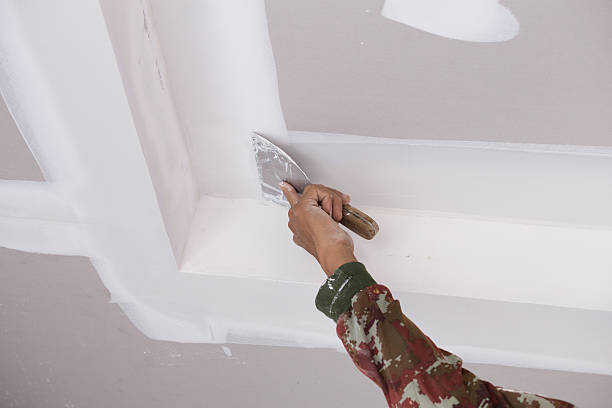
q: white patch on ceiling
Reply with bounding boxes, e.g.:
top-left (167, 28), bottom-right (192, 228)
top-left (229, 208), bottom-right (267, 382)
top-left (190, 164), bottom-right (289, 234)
top-left (221, 345), bottom-right (233, 358)
top-left (382, 0), bottom-right (520, 42)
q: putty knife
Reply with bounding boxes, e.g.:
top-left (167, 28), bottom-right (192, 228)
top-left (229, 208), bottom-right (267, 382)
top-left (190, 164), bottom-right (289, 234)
top-left (251, 132), bottom-right (379, 240)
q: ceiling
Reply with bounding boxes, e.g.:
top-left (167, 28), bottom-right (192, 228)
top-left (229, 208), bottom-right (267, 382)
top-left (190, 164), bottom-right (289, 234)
top-left (266, 0), bottom-right (612, 145)
top-left (2, 247), bottom-right (610, 407)
top-left (1, 2), bottom-right (611, 402)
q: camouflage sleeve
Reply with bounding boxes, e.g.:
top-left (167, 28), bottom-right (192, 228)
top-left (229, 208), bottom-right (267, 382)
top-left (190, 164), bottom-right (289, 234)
top-left (316, 262), bottom-right (575, 408)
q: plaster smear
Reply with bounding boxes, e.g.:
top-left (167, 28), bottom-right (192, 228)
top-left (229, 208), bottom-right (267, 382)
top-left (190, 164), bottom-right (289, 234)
top-left (382, 0), bottom-right (520, 42)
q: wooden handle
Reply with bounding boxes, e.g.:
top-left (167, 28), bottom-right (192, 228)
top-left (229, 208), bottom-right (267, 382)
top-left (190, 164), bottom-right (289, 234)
top-left (340, 204), bottom-right (379, 240)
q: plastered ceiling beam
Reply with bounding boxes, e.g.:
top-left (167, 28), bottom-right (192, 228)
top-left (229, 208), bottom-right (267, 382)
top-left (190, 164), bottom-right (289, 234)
top-left (0, 4), bottom-right (81, 184)
top-left (98, 0), bottom-right (198, 263)
top-left (0, 180), bottom-right (83, 255)
top-left (0, 181), bottom-right (75, 222)
top-left (0, 0), bottom-right (192, 335)
top-left (0, 215), bottom-right (86, 256)
top-left (183, 195), bottom-right (612, 311)
top-left (284, 131), bottom-right (612, 227)
top-left (147, 0), bottom-right (288, 197)
top-left (0, 0), bottom-right (331, 350)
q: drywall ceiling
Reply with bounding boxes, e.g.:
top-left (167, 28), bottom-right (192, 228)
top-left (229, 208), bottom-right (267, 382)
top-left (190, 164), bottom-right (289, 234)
top-left (3, 247), bottom-right (611, 408)
top-left (266, 0), bottom-right (612, 145)
top-left (1, 0), bottom-right (611, 383)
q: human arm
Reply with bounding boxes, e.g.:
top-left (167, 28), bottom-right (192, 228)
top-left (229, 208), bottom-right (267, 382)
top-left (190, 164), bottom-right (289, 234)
top-left (279, 181), bottom-right (355, 277)
top-left (280, 182), bottom-right (575, 408)
top-left (318, 268), bottom-right (574, 407)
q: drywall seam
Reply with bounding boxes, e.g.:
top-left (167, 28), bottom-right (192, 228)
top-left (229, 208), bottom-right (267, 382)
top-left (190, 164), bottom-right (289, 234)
top-left (0, 180), bottom-right (76, 221)
top-left (439, 344), bottom-right (612, 375)
top-left (0, 216), bottom-right (87, 256)
top-left (288, 131), bottom-right (612, 157)
top-left (0, 180), bottom-right (85, 255)
top-left (438, 345), bottom-right (612, 376)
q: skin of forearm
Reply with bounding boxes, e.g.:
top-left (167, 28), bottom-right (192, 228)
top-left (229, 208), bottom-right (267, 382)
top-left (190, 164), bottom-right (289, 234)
top-left (280, 183), bottom-right (357, 277)
top-left (316, 244), bottom-right (357, 277)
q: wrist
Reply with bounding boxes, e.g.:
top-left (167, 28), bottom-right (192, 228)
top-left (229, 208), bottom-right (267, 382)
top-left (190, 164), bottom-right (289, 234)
top-left (317, 247), bottom-right (357, 277)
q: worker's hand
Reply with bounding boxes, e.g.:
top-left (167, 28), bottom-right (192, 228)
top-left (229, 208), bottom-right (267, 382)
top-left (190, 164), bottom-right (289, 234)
top-left (280, 182), bottom-right (357, 277)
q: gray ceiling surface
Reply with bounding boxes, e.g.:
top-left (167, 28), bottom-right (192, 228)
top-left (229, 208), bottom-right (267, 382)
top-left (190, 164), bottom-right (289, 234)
top-left (1, 247), bottom-right (612, 407)
top-left (0, 97), bottom-right (43, 181)
top-left (267, 0), bottom-right (612, 146)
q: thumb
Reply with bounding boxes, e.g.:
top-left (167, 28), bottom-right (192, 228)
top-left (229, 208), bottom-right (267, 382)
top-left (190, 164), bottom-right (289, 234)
top-left (280, 182), bottom-right (300, 207)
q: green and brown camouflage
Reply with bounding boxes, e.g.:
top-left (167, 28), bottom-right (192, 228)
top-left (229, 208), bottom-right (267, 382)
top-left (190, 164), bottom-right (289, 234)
top-left (316, 263), bottom-right (575, 408)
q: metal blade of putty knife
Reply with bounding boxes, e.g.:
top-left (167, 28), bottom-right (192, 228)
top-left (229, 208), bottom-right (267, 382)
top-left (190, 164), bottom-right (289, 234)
top-left (251, 132), bottom-right (311, 207)
top-left (251, 132), bottom-right (379, 240)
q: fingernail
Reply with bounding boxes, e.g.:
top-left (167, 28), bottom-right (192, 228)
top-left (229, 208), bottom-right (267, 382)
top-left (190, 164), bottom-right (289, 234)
top-left (279, 181), bottom-right (288, 189)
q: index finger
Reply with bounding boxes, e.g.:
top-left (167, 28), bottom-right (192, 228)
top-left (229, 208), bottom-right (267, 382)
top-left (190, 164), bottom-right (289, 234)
top-left (279, 181), bottom-right (300, 207)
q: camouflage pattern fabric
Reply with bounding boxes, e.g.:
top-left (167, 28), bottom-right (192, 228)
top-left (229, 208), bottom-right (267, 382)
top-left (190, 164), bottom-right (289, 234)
top-left (336, 284), bottom-right (576, 408)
